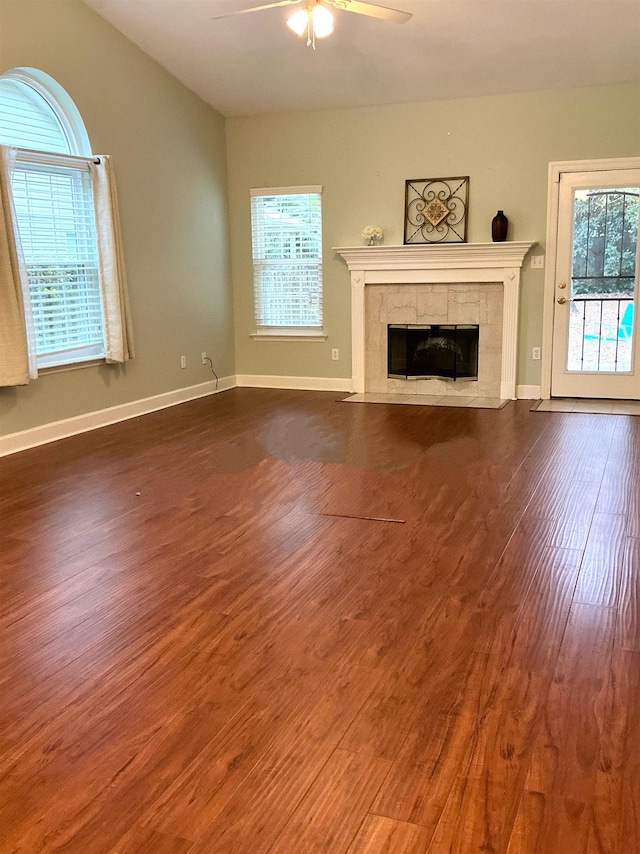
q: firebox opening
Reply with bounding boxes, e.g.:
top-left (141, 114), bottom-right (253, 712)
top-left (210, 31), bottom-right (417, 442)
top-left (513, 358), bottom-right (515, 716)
top-left (388, 324), bottom-right (479, 381)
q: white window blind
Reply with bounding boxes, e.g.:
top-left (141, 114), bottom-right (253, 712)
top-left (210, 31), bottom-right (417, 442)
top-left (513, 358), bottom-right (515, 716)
top-left (0, 77), bottom-right (71, 153)
top-left (11, 155), bottom-right (105, 366)
top-left (250, 187), bottom-right (323, 331)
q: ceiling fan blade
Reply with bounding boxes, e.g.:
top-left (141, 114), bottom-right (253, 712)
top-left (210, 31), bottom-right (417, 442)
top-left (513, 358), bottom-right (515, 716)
top-left (212, 0), bottom-right (301, 20)
top-left (328, 0), bottom-right (411, 24)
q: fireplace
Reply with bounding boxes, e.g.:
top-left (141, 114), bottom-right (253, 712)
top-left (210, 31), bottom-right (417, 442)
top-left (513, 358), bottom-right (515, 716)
top-left (334, 243), bottom-right (535, 399)
top-left (388, 324), bottom-right (479, 381)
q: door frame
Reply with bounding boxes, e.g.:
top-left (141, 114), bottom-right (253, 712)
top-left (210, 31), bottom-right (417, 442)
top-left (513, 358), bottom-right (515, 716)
top-left (541, 156), bottom-right (640, 400)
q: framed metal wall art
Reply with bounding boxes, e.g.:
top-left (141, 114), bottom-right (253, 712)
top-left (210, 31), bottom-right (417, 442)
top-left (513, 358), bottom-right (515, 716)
top-left (404, 177), bottom-right (469, 244)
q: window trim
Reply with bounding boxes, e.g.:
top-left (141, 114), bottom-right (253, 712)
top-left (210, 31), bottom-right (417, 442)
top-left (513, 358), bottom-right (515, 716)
top-left (250, 185), bottom-right (323, 197)
top-left (14, 147), bottom-right (97, 170)
top-left (250, 185), bottom-right (324, 339)
top-left (251, 329), bottom-right (327, 342)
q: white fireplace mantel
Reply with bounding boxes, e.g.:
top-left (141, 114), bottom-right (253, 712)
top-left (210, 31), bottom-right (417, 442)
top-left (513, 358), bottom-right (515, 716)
top-left (334, 241), bottom-right (535, 400)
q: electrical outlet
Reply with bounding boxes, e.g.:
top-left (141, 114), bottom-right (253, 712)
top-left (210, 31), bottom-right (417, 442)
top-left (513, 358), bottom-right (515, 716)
top-left (331, 348), bottom-right (339, 361)
top-left (532, 347), bottom-right (541, 361)
top-left (201, 351), bottom-right (207, 365)
top-left (531, 255), bottom-right (545, 269)
top-left (180, 355), bottom-right (186, 369)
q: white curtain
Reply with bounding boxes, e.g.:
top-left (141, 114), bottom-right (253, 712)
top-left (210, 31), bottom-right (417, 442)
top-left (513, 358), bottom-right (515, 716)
top-left (90, 155), bottom-right (135, 363)
top-left (0, 146), bottom-right (37, 386)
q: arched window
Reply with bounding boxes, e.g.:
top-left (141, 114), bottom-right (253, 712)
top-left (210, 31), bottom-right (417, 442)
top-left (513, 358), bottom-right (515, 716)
top-left (0, 68), bottom-right (132, 376)
top-left (0, 68), bottom-right (90, 155)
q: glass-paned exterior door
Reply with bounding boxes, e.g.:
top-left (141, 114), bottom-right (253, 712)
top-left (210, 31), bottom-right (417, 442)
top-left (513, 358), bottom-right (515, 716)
top-left (551, 169), bottom-right (640, 399)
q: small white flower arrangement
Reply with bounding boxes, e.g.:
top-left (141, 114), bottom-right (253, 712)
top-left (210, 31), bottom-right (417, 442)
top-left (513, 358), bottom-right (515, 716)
top-left (362, 225), bottom-right (383, 246)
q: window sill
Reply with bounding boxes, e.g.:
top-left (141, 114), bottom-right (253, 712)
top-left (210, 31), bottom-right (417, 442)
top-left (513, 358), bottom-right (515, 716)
top-left (251, 330), bottom-right (327, 343)
top-left (38, 358), bottom-right (106, 375)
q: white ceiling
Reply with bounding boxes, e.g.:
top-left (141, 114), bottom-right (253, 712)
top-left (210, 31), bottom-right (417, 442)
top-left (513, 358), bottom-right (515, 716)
top-left (82, 0), bottom-right (640, 117)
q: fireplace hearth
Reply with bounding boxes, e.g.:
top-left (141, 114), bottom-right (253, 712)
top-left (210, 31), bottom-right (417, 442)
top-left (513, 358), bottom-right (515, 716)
top-left (388, 324), bottom-right (479, 381)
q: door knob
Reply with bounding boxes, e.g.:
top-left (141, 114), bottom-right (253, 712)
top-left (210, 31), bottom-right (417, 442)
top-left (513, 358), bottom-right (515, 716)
top-left (557, 296), bottom-right (567, 305)
top-left (558, 281), bottom-right (567, 289)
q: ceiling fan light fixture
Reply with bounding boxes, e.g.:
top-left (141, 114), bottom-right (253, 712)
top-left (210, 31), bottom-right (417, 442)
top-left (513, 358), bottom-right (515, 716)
top-left (286, 7), bottom-right (309, 35)
top-left (311, 4), bottom-right (334, 38)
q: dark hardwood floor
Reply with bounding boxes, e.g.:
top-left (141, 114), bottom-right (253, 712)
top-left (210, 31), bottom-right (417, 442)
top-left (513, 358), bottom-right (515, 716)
top-left (1, 388), bottom-right (639, 853)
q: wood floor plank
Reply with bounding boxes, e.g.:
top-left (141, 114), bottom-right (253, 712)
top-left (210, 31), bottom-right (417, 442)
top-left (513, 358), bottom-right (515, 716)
top-left (524, 425), bottom-right (604, 552)
top-left (547, 481), bottom-right (601, 551)
top-left (455, 532), bottom-right (560, 676)
top-left (270, 749), bottom-right (391, 854)
top-left (371, 711), bottom-right (474, 833)
top-left (426, 774), bottom-right (520, 854)
top-left (573, 513), bottom-right (628, 608)
top-left (595, 426), bottom-right (640, 532)
top-left (615, 536), bottom-right (640, 651)
top-left (461, 664), bottom-right (549, 791)
top-left (346, 815), bottom-right (431, 854)
top-left (503, 545), bottom-right (582, 675)
top-left (507, 791), bottom-right (591, 854)
top-left (337, 622), bottom-right (460, 760)
top-left (525, 604), bottom-right (615, 803)
top-left (588, 649), bottom-right (640, 853)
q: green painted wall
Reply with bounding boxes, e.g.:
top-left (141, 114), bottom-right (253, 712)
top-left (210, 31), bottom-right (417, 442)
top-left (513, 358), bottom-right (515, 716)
top-left (0, 0), bottom-right (234, 436)
top-left (227, 83), bottom-right (640, 387)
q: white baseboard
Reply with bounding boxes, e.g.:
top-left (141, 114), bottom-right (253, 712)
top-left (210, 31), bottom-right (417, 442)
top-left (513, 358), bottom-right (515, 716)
top-left (517, 384), bottom-right (542, 399)
top-left (236, 374), bottom-right (353, 392)
top-left (0, 375), bottom-right (237, 458)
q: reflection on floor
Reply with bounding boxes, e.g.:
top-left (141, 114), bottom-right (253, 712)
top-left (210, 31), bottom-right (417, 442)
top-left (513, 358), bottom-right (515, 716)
top-left (343, 393), bottom-right (508, 409)
top-left (534, 398), bottom-right (640, 415)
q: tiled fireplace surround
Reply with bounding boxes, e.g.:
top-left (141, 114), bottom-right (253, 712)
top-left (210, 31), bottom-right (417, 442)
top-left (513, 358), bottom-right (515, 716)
top-left (336, 243), bottom-right (534, 400)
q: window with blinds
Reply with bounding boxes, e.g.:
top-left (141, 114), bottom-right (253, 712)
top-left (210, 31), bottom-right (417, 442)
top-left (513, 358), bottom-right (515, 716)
top-left (250, 187), bottom-right (323, 333)
top-left (12, 157), bottom-right (104, 366)
top-left (0, 68), bottom-right (104, 368)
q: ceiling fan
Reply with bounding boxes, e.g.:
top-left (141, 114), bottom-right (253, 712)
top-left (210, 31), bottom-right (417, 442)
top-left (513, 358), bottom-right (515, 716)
top-left (213, 0), bottom-right (412, 49)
